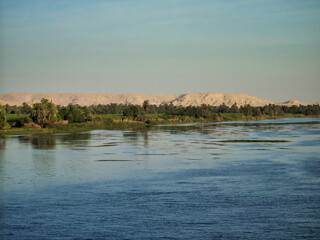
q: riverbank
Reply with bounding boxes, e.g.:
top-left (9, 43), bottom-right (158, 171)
top-left (0, 113), bottom-right (319, 135)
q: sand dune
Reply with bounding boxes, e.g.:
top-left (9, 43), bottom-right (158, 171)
top-left (0, 92), bottom-right (312, 107)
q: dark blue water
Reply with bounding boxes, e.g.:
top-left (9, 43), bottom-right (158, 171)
top-left (1, 118), bottom-right (320, 239)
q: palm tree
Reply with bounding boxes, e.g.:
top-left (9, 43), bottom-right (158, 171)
top-left (31, 103), bottom-right (42, 124)
top-left (47, 101), bottom-right (57, 122)
top-left (0, 103), bottom-right (7, 129)
top-left (143, 100), bottom-right (150, 114)
top-left (40, 98), bottom-right (50, 121)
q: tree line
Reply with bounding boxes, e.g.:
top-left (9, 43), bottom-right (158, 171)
top-left (0, 99), bottom-right (93, 128)
top-left (1, 99), bottom-right (319, 129)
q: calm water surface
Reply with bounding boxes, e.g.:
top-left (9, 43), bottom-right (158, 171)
top-left (1, 118), bottom-right (320, 239)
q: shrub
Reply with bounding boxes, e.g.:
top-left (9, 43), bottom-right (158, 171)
top-left (105, 118), bottom-right (114, 123)
top-left (59, 105), bottom-right (92, 123)
top-left (123, 105), bottom-right (141, 120)
top-left (15, 116), bottom-right (33, 127)
top-left (0, 111), bottom-right (6, 129)
top-left (39, 119), bottom-right (49, 128)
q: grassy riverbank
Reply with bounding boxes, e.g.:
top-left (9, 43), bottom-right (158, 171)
top-left (92, 112), bottom-right (311, 123)
top-left (0, 120), bottom-right (147, 135)
top-left (1, 113), bottom-right (319, 135)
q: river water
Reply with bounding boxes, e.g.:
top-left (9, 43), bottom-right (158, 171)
top-left (1, 118), bottom-right (320, 239)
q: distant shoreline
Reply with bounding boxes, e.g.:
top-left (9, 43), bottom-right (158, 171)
top-left (1, 114), bottom-right (319, 136)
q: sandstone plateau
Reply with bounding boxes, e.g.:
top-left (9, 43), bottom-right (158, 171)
top-left (0, 92), bottom-right (312, 107)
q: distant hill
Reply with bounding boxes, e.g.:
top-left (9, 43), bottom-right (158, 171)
top-left (280, 99), bottom-right (309, 106)
top-left (0, 92), bottom-right (313, 107)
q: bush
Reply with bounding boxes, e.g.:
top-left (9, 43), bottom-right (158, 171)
top-left (59, 105), bottom-right (92, 123)
top-left (39, 119), bottom-right (49, 128)
top-left (123, 105), bottom-right (141, 120)
top-left (137, 115), bottom-right (146, 122)
top-left (0, 111), bottom-right (6, 129)
top-left (69, 108), bottom-right (85, 123)
top-left (105, 118), bottom-right (114, 123)
top-left (15, 116), bottom-right (32, 127)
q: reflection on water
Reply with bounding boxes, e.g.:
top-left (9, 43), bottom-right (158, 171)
top-left (19, 135), bottom-right (57, 149)
top-left (18, 133), bottom-right (93, 150)
top-left (0, 118), bottom-right (320, 240)
top-left (0, 137), bottom-right (7, 187)
top-left (123, 130), bottom-right (149, 147)
top-left (59, 132), bottom-right (91, 145)
top-left (0, 136), bottom-right (6, 150)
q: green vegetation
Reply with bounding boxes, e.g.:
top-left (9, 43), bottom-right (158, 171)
top-left (92, 114), bottom-right (123, 120)
top-left (143, 100), bottom-right (150, 114)
top-left (6, 114), bottom-right (28, 122)
top-left (58, 104), bottom-right (92, 123)
top-left (0, 104), bottom-right (7, 129)
top-left (0, 98), bottom-right (319, 134)
top-left (122, 105), bottom-right (142, 120)
top-left (31, 98), bottom-right (58, 127)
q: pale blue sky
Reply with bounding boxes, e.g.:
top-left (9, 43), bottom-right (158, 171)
top-left (0, 0), bottom-right (319, 102)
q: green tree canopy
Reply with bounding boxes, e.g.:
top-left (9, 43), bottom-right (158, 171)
top-left (31, 98), bottom-right (58, 125)
top-left (21, 102), bottom-right (32, 115)
top-left (123, 105), bottom-right (141, 119)
top-left (142, 100), bottom-right (150, 114)
top-left (0, 103), bottom-right (7, 129)
top-left (58, 104), bottom-right (92, 123)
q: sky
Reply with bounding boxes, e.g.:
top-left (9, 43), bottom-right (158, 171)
top-left (0, 0), bottom-right (319, 102)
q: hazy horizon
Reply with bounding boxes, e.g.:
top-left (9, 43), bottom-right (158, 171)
top-left (1, 0), bottom-right (320, 102)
